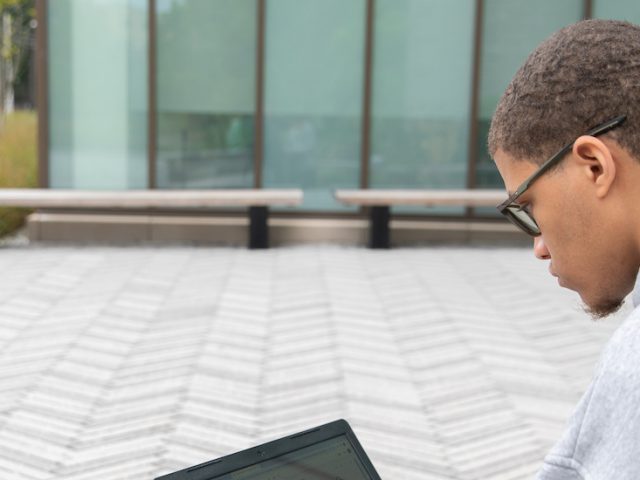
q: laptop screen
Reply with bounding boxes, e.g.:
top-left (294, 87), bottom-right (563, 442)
top-left (211, 434), bottom-right (373, 480)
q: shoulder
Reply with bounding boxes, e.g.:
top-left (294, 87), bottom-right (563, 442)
top-left (577, 304), bottom-right (640, 447)
top-left (539, 305), bottom-right (640, 479)
top-left (592, 304), bottom-right (640, 387)
top-left (601, 305), bottom-right (640, 361)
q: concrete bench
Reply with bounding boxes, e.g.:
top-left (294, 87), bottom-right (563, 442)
top-left (0, 188), bottom-right (303, 249)
top-left (334, 189), bottom-right (506, 248)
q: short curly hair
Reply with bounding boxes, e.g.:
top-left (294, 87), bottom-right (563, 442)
top-left (488, 19), bottom-right (640, 165)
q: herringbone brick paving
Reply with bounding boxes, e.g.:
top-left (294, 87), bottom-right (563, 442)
top-left (0, 245), bottom-right (629, 480)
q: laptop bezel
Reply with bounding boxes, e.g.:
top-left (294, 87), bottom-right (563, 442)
top-left (154, 418), bottom-right (381, 480)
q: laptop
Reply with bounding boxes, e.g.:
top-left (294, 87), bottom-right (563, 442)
top-left (155, 419), bottom-right (381, 480)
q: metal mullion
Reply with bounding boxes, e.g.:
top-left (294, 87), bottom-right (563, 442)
top-left (465, 0), bottom-right (484, 218)
top-left (583, 0), bottom-right (593, 19)
top-left (36, 0), bottom-right (49, 188)
top-left (254, 0), bottom-right (265, 189)
top-left (360, 0), bottom-right (374, 191)
top-left (148, 0), bottom-right (157, 189)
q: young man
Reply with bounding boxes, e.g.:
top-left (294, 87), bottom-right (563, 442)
top-left (489, 19), bottom-right (640, 480)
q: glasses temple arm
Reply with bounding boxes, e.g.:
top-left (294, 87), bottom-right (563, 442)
top-left (514, 115), bottom-right (627, 196)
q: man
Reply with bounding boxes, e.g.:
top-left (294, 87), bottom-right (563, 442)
top-left (489, 19), bottom-right (640, 480)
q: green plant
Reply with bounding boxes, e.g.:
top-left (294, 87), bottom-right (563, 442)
top-left (0, 109), bottom-right (36, 236)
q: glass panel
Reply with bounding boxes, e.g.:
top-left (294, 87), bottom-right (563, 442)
top-left (370, 0), bottom-right (475, 215)
top-left (48, 0), bottom-right (147, 189)
top-left (476, 0), bottom-right (583, 189)
top-left (263, 0), bottom-right (365, 210)
top-left (156, 0), bottom-right (256, 189)
top-left (593, 1), bottom-right (640, 23)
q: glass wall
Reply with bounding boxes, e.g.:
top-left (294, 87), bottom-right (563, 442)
top-left (155, 0), bottom-right (256, 189)
top-left (262, 0), bottom-right (366, 210)
top-left (370, 0), bottom-right (474, 214)
top-left (46, 1), bottom-right (640, 214)
top-left (48, 0), bottom-right (147, 189)
top-left (475, 0), bottom-right (583, 188)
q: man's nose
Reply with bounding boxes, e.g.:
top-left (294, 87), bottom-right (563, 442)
top-left (533, 236), bottom-right (551, 260)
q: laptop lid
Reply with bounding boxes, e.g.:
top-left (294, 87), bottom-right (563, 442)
top-left (155, 419), bottom-right (381, 480)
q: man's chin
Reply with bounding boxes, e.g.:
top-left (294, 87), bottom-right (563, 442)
top-left (581, 296), bottom-right (625, 320)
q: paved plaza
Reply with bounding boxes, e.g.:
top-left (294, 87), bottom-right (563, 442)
top-left (0, 244), bottom-right (630, 480)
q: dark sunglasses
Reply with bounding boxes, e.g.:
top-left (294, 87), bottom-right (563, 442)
top-left (496, 115), bottom-right (627, 236)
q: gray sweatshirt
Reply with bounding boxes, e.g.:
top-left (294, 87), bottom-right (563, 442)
top-left (536, 275), bottom-right (640, 479)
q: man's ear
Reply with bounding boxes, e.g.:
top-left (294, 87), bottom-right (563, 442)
top-left (572, 135), bottom-right (616, 199)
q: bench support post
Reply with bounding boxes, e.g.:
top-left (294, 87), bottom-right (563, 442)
top-left (369, 206), bottom-right (390, 249)
top-left (249, 206), bottom-right (269, 249)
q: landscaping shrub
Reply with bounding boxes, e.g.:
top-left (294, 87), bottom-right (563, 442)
top-left (0, 110), bottom-right (37, 237)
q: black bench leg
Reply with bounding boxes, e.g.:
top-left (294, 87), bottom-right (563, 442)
top-left (369, 206), bottom-right (390, 249)
top-left (249, 206), bottom-right (269, 249)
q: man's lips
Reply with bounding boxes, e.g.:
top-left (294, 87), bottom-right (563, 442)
top-left (549, 265), bottom-right (558, 277)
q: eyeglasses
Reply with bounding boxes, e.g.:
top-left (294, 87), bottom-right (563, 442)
top-left (496, 115), bottom-right (627, 236)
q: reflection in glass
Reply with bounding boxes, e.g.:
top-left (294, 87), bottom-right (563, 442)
top-left (156, 0), bottom-right (256, 189)
top-left (263, 0), bottom-right (365, 210)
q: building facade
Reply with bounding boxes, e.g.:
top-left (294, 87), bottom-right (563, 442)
top-left (38, 0), bottom-right (640, 219)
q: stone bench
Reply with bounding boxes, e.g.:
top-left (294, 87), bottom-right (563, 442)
top-left (0, 188), bottom-right (303, 249)
top-left (334, 189), bottom-right (506, 248)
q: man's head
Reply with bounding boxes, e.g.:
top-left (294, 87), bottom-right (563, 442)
top-left (489, 19), bottom-right (640, 318)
